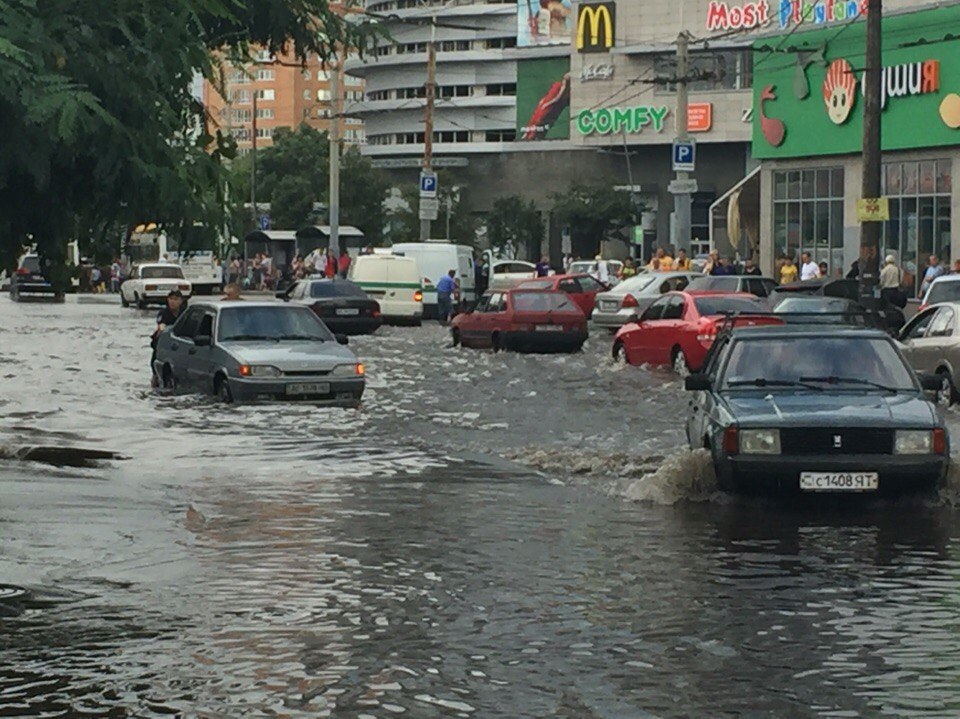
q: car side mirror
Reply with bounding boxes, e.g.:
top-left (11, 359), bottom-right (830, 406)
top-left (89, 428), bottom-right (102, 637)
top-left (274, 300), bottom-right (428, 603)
top-left (275, 291), bottom-right (288, 300)
top-left (194, 334), bottom-right (211, 347)
top-left (919, 373), bottom-right (941, 391)
top-left (336, 334), bottom-right (349, 346)
top-left (685, 374), bottom-right (711, 391)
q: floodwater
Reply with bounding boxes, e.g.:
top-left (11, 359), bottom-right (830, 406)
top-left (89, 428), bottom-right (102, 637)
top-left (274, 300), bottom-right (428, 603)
top-left (3, 297), bottom-right (960, 717)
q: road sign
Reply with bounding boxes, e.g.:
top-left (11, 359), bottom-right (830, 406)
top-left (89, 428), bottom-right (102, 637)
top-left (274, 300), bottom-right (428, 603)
top-left (420, 171), bottom-right (438, 198)
top-left (857, 197), bottom-right (890, 222)
top-left (419, 206), bottom-right (439, 221)
top-left (668, 178), bottom-right (699, 195)
top-left (419, 198), bottom-right (440, 212)
top-left (672, 140), bottom-right (696, 172)
top-left (258, 214), bottom-right (271, 231)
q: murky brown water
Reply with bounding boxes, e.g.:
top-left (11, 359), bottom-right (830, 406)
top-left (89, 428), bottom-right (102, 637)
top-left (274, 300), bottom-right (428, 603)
top-left (4, 297), bottom-right (960, 717)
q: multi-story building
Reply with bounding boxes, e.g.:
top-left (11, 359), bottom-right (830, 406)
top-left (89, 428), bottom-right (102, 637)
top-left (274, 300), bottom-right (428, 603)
top-left (204, 50), bottom-right (366, 154)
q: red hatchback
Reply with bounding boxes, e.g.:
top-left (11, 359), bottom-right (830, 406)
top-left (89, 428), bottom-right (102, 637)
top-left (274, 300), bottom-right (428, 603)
top-left (613, 291), bottom-right (782, 373)
top-left (451, 289), bottom-right (587, 353)
top-left (517, 273), bottom-right (608, 316)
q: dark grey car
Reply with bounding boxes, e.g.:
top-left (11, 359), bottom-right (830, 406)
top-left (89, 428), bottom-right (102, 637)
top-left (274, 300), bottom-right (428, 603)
top-left (153, 301), bottom-right (366, 406)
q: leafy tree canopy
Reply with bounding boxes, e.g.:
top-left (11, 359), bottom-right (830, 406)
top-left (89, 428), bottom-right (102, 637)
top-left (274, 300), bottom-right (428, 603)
top-left (550, 182), bottom-right (634, 259)
top-left (486, 195), bottom-right (543, 261)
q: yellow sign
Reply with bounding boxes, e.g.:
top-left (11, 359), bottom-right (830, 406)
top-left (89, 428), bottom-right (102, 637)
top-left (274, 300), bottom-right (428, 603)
top-left (577, 3), bottom-right (615, 53)
top-left (857, 197), bottom-right (890, 222)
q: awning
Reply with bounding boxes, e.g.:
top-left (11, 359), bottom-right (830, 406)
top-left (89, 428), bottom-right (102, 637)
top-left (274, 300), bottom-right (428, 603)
top-left (709, 166), bottom-right (760, 259)
top-left (297, 225), bottom-right (365, 239)
top-left (244, 230), bottom-right (298, 243)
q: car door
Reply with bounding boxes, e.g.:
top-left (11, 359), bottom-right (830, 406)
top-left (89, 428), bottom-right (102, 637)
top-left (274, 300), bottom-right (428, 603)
top-left (898, 306), bottom-right (938, 372)
top-left (574, 275), bottom-right (605, 314)
top-left (122, 267), bottom-right (138, 302)
top-left (167, 307), bottom-right (203, 387)
top-left (461, 294), bottom-right (490, 347)
top-left (557, 277), bottom-right (587, 313)
top-left (913, 306), bottom-right (956, 373)
top-left (628, 295), bottom-right (670, 363)
top-left (687, 335), bottom-right (730, 448)
top-left (187, 311), bottom-right (217, 390)
top-left (471, 292), bottom-right (501, 348)
top-left (652, 294), bottom-right (687, 364)
top-left (487, 292), bottom-right (512, 344)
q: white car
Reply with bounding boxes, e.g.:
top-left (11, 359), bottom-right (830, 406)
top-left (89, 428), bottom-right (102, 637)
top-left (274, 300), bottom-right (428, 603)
top-left (569, 260), bottom-right (624, 285)
top-left (489, 260), bottom-right (538, 289)
top-left (121, 263), bottom-right (192, 308)
top-left (920, 274), bottom-right (960, 309)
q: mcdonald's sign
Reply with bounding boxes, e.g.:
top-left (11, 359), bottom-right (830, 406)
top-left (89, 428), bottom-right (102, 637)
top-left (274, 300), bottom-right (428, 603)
top-left (577, 2), bottom-right (615, 53)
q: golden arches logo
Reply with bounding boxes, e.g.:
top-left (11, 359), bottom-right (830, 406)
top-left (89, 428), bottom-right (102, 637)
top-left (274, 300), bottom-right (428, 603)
top-left (577, 3), bottom-right (615, 53)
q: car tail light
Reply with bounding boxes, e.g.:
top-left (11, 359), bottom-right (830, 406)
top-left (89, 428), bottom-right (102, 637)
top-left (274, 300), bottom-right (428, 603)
top-left (16, 267), bottom-right (29, 275)
top-left (934, 428), bottom-right (947, 454)
top-left (179, 284), bottom-right (190, 291)
top-left (372, 310), bottom-right (381, 318)
top-left (414, 290), bottom-right (423, 302)
top-left (356, 363), bottom-right (365, 376)
top-left (722, 426), bottom-right (739, 454)
top-left (622, 294), bottom-right (638, 308)
top-left (145, 284), bottom-right (157, 291)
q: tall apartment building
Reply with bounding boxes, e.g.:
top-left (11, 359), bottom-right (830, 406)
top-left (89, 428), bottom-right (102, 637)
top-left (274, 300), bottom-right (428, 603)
top-left (204, 50), bottom-right (366, 154)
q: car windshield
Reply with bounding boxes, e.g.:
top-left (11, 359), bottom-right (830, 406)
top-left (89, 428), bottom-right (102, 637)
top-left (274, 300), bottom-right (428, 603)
top-left (218, 306), bottom-right (335, 342)
top-left (721, 337), bottom-right (917, 391)
top-left (688, 277), bottom-right (739, 291)
top-left (142, 266), bottom-right (184, 279)
top-left (774, 297), bottom-right (857, 313)
top-left (20, 256), bottom-right (40, 273)
top-left (618, 275), bottom-right (658, 293)
top-left (694, 296), bottom-right (767, 315)
top-left (512, 291), bottom-right (578, 313)
top-left (310, 281), bottom-right (365, 299)
top-left (926, 281), bottom-right (960, 305)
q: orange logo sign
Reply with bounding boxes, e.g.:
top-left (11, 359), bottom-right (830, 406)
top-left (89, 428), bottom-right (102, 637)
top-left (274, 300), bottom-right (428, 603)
top-left (687, 103), bottom-right (713, 132)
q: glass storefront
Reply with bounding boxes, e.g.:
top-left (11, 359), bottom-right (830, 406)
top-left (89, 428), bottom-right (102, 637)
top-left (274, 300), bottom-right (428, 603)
top-left (772, 168), bottom-right (845, 275)
top-left (881, 159), bottom-right (952, 296)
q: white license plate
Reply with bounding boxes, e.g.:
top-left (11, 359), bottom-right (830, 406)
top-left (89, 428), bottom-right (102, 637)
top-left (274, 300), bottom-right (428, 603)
top-left (336, 308), bottom-right (360, 316)
top-left (800, 472), bottom-right (879, 492)
top-left (285, 382), bottom-right (330, 395)
top-left (536, 325), bottom-right (563, 332)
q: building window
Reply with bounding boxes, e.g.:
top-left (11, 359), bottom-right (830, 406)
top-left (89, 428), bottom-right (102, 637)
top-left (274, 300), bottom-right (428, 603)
top-left (655, 50), bottom-right (752, 92)
top-left (486, 37), bottom-right (517, 49)
top-left (302, 70), bottom-right (311, 80)
top-left (773, 168), bottom-right (845, 272)
top-left (230, 89), bottom-right (251, 104)
top-left (253, 50), bottom-right (273, 63)
top-left (256, 68), bottom-right (275, 81)
top-left (438, 85), bottom-right (471, 99)
top-left (256, 127), bottom-right (274, 139)
top-left (485, 129), bottom-right (517, 142)
top-left (231, 128), bottom-right (250, 141)
top-left (256, 108), bottom-right (274, 119)
top-left (317, 107), bottom-right (330, 118)
top-left (317, 89), bottom-right (331, 101)
top-left (882, 159), bottom-right (952, 295)
top-left (255, 89), bottom-right (275, 101)
top-left (438, 40), bottom-right (471, 52)
top-left (230, 70), bottom-right (250, 84)
top-left (231, 109), bottom-right (252, 123)
top-left (303, 90), bottom-right (311, 100)
top-left (318, 69), bottom-right (330, 81)
top-left (485, 83), bottom-right (516, 96)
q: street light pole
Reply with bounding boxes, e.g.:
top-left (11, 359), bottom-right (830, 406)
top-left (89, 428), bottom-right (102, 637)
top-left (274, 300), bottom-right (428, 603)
top-left (419, 18), bottom-right (437, 241)
top-left (251, 91), bottom-right (258, 228)
top-left (860, 0), bottom-right (882, 307)
top-left (671, 30), bottom-right (692, 254)
top-left (329, 53), bottom-right (342, 255)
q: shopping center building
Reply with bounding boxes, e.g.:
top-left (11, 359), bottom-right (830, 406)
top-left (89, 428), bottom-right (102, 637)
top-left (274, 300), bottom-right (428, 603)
top-left (750, 2), bottom-right (960, 291)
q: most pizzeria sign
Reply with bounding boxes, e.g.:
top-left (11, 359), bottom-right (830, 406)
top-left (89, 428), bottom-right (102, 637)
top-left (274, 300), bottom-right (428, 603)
top-left (706, 0), bottom-right (868, 32)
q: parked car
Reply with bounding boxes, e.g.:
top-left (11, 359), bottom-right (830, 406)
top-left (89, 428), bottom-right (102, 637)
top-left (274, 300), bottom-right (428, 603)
top-left (153, 301), bottom-right (365, 406)
top-left (686, 275), bottom-right (779, 299)
top-left (898, 302), bottom-right (960, 406)
top-left (613, 292), bottom-right (780, 374)
top-left (450, 289), bottom-right (587, 353)
top-left (685, 325), bottom-right (949, 494)
top-left (9, 253), bottom-right (63, 302)
top-left (278, 278), bottom-right (381, 335)
top-left (771, 277), bottom-right (904, 333)
top-left (919, 275), bottom-right (960, 311)
top-left (488, 259), bottom-right (539, 289)
top-left (348, 254), bottom-right (423, 326)
top-left (772, 296), bottom-right (872, 326)
top-left (121, 263), bottom-right (191, 308)
top-left (391, 241), bottom-right (476, 314)
top-left (516, 273), bottom-right (608, 316)
top-left (569, 259), bottom-right (624, 285)
top-left (592, 271), bottom-right (702, 330)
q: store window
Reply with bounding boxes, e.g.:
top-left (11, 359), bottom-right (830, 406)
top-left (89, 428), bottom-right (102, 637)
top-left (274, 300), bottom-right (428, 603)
top-left (772, 168), bottom-right (845, 272)
top-left (655, 50), bottom-right (752, 92)
top-left (881, 159), bottom-right (952, 296)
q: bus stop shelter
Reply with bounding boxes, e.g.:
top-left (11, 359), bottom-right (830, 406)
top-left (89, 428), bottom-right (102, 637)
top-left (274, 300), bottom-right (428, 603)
top-left (243, 230), bottom-right (298, 273)
top-left (297, 225), bottom-right (366, 256)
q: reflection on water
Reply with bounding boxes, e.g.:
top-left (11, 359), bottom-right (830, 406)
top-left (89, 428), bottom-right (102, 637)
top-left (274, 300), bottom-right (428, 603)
top-left (3, 298), bottom-right (960, 716)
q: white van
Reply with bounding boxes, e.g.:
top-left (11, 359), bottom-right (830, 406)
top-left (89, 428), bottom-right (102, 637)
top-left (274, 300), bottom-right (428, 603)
top-left (391, 241), bottom-right (475, 317)
top-left (348, 254), bottom-right (424, 326)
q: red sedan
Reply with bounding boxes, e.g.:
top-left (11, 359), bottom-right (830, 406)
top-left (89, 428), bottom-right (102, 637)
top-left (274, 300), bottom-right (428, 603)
top-left (517, 273), bottom-right (608, 316)
top-left (451, 289), bottom-right (587, 353)
top-left (612, 291), bottom-right (782, 373)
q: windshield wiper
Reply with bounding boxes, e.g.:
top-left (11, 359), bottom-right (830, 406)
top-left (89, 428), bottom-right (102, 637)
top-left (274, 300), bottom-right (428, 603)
top-left (277, 334), bottom-right (324, 341)
top-left (221, 334), bottom-right (279, 342)
top-left (799, 376), bottom-right (901, 393)
top-left (726, 378), bottom-right (824, 391)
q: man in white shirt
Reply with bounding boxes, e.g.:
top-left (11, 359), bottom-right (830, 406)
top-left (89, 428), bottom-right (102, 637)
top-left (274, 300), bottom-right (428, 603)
top-left (595, 255), bottom-right (610, 285)
top-left (800, 252), bottom-right (821, 281)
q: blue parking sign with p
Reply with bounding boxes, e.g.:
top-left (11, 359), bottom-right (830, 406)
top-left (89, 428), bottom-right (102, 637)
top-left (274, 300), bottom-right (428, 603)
top-left (672, 140), bottom-right (696, 172)
top-left (420, 171), bottom-right (438, 198)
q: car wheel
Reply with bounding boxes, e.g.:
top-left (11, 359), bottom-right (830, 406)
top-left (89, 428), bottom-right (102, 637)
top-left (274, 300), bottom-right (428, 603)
top-left (135, 292), bottom-right (147, 310)
top-left (672, 347), bottom-right (690, 377)
top-left (120, 293), bottom-right (129, 308)
top-left (216, 375), bottom-right (233, 403)
top-left (161, 365), bottom-right (177, 390)
top-left (491, 333), bottom-right (501, 353)
top-left (612, 340), bottom-right (626, 363)
top-left (451, 329), bottom-right (461, 347)
top-left (936, 371), bottom-right (956, 407)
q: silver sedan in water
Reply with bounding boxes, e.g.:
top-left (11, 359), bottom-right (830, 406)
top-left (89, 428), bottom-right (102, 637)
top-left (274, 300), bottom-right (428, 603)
top-left (153, 301), bottom-right (366, 406)
top-left (591, 272), bottom-right (703, 329)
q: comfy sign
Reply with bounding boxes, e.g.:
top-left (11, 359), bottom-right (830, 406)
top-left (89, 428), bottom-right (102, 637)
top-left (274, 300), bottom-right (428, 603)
top-left (577, 106), bottom-right (669, 135)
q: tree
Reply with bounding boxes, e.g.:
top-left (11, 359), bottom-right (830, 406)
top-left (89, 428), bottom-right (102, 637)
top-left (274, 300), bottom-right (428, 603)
top-left (486, 195), bottom-right (544, 261)
top-left (340, 148), bottom-right (390, 242)
top-left (550, 182), bottom-right (634, 259)
top-left (254, 125), bottom-right (329, 228)
top-left (385, 170), bottom-right (478, 246)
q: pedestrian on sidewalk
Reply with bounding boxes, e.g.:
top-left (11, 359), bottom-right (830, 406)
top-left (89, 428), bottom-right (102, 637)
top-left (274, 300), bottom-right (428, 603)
top-left (780, 256), bottom-right (799, 284)
top-left (535, 256), bottom-right (551, 277)
top-left (436, 269), bottom-right (457, 323)
top-left (879, 255), bottom-right (906, 308)
top-left (800, 252), bottom-right (821, 281)
top-left (920, 254), bottom-right (944, 296)
top-left (110, 258), bottom-right (122, 293)
top-left (325, 249), bottom-right (338, 279)
top-left (338, 249), bottom-right (352, 279)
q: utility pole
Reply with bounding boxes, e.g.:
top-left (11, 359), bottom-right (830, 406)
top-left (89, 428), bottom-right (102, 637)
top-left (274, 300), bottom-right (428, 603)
top-left (251, 91), bottom-right (258, 228)
top-left (671, 30), bottom-right (693, 254)
top-left (328, 52), bottom-right (342, 255)
top-left (419, 18), bottom-right (437, 241)
top-left (859, 0), bottom-right (882, 307)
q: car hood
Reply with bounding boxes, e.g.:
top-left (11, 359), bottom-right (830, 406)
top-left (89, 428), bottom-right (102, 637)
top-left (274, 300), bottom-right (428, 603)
top-left (222, 341), bottom-right (357, 369)
top-left (721, 391), bottom-right (938, 427)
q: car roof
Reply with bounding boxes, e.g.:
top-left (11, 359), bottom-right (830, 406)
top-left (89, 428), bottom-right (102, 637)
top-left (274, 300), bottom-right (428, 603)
top-left (499, 287), bottom-right (563, 295)
top-left (929, 274), bottom-right (960, 284)
top-left (729, 324), bottom-right (889, 339)
top-left (684, 290), bottom-right (757, 297)
top-left (190, 300), bottom-right (303, 312)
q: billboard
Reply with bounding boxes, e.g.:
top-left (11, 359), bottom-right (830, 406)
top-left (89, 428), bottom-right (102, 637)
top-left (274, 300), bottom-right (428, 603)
top-left (517, 0), bottom-right (573, 48)
top-left (517, 58), bottom-right (571, 141)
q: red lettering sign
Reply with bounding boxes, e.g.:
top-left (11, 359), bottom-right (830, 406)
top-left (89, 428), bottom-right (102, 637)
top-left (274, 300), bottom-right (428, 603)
top-left (706, 0), bottom-right (770, 32)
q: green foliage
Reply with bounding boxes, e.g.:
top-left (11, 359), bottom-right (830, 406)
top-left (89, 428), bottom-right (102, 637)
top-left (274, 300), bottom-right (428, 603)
top-left (486, 195), bottom-right (543, 261)
top-left (551, 182), bottom-right (634, 257)
top-left (339, 148), bottom-right (390, 241)
top-left (386, 170), bottom-right (478, 246)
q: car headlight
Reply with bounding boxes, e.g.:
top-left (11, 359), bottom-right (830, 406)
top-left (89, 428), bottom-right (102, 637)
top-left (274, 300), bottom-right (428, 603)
top-left (238, 364), bottom-right (281, 378)
top-left (332, 363), bottom-right (365, 377)
top-left (739, 429), bottom-right (781, 455)
top-left (895, 430), bottom-right (933, 455)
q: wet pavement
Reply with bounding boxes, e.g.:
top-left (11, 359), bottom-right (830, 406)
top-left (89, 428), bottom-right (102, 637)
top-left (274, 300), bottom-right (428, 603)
top-left (4, 296), bottom-right (960, 716)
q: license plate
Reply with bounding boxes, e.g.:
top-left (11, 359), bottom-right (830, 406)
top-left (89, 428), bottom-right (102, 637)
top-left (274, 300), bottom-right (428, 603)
top-left (799, 472), bottom-right (879, 492)
top-left (536, 325), bottom-right (563, 332)
top-left (336, 308), bottom-right (360, 316)
top-left (285, 382), bottom-right (330, 395)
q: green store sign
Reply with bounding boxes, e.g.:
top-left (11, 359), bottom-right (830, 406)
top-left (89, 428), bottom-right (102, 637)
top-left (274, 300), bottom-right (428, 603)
top-left (576, 105), bottom-right (670, 135)
top-left (751, 4), bottom-right (960, 159)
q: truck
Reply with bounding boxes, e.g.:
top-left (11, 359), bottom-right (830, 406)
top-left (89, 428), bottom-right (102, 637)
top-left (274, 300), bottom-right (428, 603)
top-left (123, 223), bottom-right (222, 295)
top-left (390, 241), bottom-right (476, 318)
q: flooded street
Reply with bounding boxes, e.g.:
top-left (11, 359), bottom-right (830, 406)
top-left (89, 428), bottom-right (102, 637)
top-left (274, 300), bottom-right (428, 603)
top-left (5, 297), bottom-right (960, 717)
